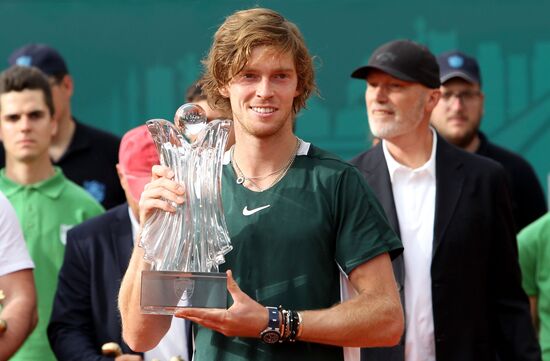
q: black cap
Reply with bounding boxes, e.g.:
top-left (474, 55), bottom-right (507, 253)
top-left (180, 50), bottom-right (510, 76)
top-left (351, 39), bottom-right (440, 89)
top-left (8, 44), bottom-right (68, 76)
top-left (436, 50), bottom-right (481, 85)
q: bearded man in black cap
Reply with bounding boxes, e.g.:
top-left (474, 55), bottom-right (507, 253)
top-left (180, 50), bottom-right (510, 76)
top-left (350, 39), bottom-right (540, 361)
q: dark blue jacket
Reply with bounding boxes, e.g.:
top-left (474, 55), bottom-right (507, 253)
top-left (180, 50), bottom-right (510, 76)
top-left (47, 204), bottom-right (142, 360)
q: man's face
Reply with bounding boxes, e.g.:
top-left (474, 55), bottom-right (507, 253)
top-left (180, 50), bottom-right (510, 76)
top-left (220, 45), bottom-right (300, 139)
top-left (0, 89), bottom-right (57, 163)
top-left (48, 74), bottom-right (72, 123)
top-left (365, 70), bottom-right (434, 140)
top-left (431, 78), bottom-right (484, 148)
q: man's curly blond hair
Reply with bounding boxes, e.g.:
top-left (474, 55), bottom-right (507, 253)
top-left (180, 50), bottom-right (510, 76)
top-left (201, 8), bottom-right (317, 116)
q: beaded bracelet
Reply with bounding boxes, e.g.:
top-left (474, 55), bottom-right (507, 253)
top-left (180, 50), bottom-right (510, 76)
top-left (278, 306), bottom-right (288, 341)
top-left (277, 306), bottom-right (303, 342)
top-left (288, 310), bottom-right (300, 342)
top-left (284, 310), bottom-right (291, 340)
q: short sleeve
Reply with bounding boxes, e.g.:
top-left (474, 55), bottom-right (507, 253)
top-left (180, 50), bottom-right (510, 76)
top-left (517, 219), bottom-right (542, 296)
top-left (334, 167), bottom-right (402, 275)
top-left (0, 191), bottom-right (34, 276)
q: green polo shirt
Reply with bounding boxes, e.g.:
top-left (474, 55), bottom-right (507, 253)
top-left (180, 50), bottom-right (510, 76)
top-left (0, 167), bottom-right (104, 361)
top-left (193, 143), bottom-right (402, 361)
top-left (518, 212), bottom-right (550, 360)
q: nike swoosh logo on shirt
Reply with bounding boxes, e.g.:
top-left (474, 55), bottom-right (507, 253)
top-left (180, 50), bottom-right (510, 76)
top-left (242, 205), bottom-right (271, 216)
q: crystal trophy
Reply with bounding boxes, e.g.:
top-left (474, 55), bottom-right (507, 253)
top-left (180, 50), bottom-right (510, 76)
top-left (139, 103), bottom-right (232, 314)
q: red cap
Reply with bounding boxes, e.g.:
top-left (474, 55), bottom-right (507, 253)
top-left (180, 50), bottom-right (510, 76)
top-left (118, 125), bottom-right (159, 202)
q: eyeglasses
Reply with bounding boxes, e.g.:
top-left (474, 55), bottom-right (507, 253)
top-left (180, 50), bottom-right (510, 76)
top-left (440, 91), bottom-right (481, 103)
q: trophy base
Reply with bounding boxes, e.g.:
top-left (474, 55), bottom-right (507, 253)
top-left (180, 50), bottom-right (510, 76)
top-left (140, 270), bottom-right (227, 315)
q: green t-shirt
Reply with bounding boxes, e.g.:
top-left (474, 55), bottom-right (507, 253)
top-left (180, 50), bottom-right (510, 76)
top-left (0, 167), bottom-right (104, 361)
top-left (518, 212), bottom-right (550, 361)
top-left (193, 142), bottom-right (402, 361)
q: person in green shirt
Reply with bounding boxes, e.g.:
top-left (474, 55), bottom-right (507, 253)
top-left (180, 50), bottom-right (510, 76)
top-left (519, 212), bottom-right (550, 360)
top-left (0, 65), bottom-right (104, 361)
top-left (119, 8), bottom-right (404, 361)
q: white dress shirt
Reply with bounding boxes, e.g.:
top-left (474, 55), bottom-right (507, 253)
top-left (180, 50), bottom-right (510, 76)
top-left (129, 208), bottom-right (191, 361)
top-left (382, 128), bottom-right (437, 361)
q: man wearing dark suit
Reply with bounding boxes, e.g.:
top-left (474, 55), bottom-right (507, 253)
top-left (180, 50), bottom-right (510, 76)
top-left (350, 40), bottom-right (540, 361)
top-left (48, 125), bottom-right (191, 361)
top-left (48, 201), bottom-right (140, 360)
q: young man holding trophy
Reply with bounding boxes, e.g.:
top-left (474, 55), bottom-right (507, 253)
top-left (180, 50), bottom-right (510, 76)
top-left (119, 8), bottom-right (404, 361)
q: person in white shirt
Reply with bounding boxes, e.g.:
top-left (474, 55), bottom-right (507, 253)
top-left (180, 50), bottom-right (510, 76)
top-left (350, 39), bottom-right (540, 361)
top-left (0, 190), bottom-right (37, 360)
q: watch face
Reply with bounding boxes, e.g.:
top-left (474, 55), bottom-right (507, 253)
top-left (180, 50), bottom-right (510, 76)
top-left (261, 330), bottom-right (281, 344)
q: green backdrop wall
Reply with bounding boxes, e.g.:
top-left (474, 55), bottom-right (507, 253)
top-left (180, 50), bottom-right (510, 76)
top-left (1, 0), bottom-right (548, 202)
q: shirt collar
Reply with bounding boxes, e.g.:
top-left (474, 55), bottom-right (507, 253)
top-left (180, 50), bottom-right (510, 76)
top-left (382, 127), bottom-right (438, 183)
top-left (222, 137), bottom-right (309, 165)
top-left (128, 205), bottom-right (139, 239)
top-left (0, 167), bottom-right (66, 199)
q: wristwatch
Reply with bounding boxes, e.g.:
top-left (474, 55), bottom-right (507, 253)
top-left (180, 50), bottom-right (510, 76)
top-left (260, 306), bottom-right (281, 344)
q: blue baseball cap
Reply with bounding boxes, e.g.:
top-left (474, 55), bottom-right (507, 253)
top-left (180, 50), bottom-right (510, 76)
top-left (8, 44), bottom-right (68, 76)
top-left (436, 50), bottom-right (481, 85)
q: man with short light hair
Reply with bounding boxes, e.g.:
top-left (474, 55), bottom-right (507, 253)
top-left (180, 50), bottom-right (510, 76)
top-left (431, 50), bottom-right (547, 231)
top-left (350, 39), bottom-right (540, 361)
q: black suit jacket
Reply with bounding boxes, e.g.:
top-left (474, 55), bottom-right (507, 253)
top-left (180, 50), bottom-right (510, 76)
top-left (351, 135), bottom-right (540, 361)
top-left (47, 204), bottom-right (142, 360)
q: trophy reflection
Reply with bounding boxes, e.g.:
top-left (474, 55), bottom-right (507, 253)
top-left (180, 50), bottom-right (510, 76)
top-left (139, 103), bottom-right (232, 314)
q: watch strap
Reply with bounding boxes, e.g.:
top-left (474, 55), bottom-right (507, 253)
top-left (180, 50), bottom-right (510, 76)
top-left (260, 306), bottom-right (281, 343)
top-left (266, 306), bottom-right (279, 330)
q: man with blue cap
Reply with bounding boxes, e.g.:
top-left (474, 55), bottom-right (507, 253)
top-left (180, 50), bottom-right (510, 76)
top-left (431, 50), bottom-right (547, 232)
top-left (3, 44), bottom-right (125, 209)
